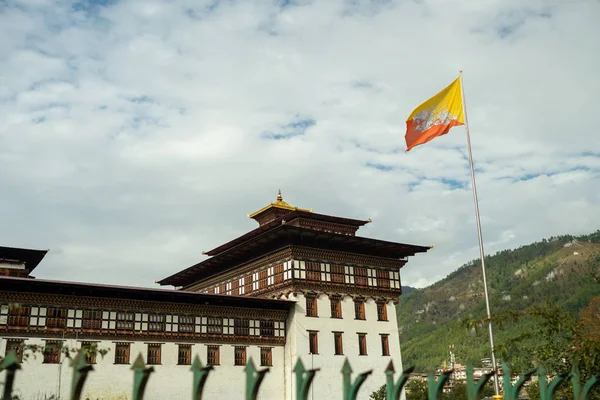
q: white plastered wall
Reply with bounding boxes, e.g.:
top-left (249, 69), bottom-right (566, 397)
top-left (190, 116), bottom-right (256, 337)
top-left (0, 338), bottom-right (284, 400)
top-left (283, 292), bottom-right (404, 400)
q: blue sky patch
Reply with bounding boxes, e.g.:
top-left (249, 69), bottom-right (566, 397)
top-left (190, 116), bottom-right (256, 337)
top-left (261, 117), bottom-right (316, 140)
top-left (365, 162), bottom-right (393, 172)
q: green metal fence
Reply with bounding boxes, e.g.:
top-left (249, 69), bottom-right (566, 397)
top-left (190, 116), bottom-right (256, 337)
top-left (1, 350), bottom-right (599, 400)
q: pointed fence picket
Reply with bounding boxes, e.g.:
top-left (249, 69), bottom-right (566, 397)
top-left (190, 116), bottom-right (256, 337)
top-left (0, 350), bottom-right (598, 400)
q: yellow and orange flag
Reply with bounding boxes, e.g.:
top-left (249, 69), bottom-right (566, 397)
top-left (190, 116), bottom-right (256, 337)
top-left (405, 76), bottom-right (465, 152)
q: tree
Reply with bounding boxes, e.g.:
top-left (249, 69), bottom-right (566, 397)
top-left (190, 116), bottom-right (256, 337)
top-left (369, 384), bottom-right (386, 400)
top-left (406, 379), bottom-right (428, 400)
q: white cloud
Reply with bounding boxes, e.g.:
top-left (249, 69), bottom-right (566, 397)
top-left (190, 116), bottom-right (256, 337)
top-left (0, 0), bottom-right (599, 288)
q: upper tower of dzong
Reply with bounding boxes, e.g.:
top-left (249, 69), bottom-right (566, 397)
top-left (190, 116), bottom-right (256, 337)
top-left (158, 191), bottom-right (431, 301)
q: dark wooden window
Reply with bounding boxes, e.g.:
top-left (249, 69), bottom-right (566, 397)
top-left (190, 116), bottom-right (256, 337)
top-left (376, 269), bottom-right (390, 288)
top-left (381, 334), bottom-right (390, 356)
top-left (5, 339), bottom-right (24, 362)
top-left (244, 276), bottom-right (252, 294)
top-left (43, 341), bottom-right (61, 364)
top-left (355, 267), bottom-right (368, 286)
top-left (82, 310), bottom-right (102, 330)
top-left (331, 265), bottom-right (345, 283)
top-left (260, 348), bottom-right (272, 366)
top-left (234, 319), bottom-right (249, 336)
top-left (260, 320), bottom-right (275, 337)
top-left (306, 295), bottom-right (318, 317)
top-left (207, 346), bottom-right (219, 365)
top-left (231, 279), bottom-right (240, 296)
top-left (354, 299), bottom-right (365, 320)
top-left (148, 314), bottom-right (165, 332)
top-left (330, 297), bottom-right (342, 318)
top-left (377, 302), bottom-right (388, 321)
top-left (219, 283), bottom-right (226, 294)
top-left (306, 262), bottom-right (320, 281)
top-left (334, 332), bottom-right (343, 355)
top-left (81, 341), bottom-right (97, 364)
top-left (259, 270), bottom-right (268, 289)
top-left (308, 331), bottom-right (318, 355)
top-left (147, 343), bottom-right (161, 365)
top-left (358, 334), bottom-right (367, 355)
top-left (179, 316), bottom-right (194, 333)
top-left (234, 346), bottom-right (246, 366)
top-left (206, 317), bottom-right (223, 334)
top-left (46, 308), bottom-right (67, 329)
top-left (274, 264), bottom-right (284, 284)
top-left (178, 344), bottom-right (192, 365)
top-left (114, 343), bottom-right (130, 364)
top-left (117, 312), bottom-right (134, 331)
top-left (8, 305), bottom-right (29, 327)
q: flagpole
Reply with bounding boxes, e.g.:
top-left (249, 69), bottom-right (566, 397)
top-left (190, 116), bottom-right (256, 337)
top-left (459, 70), bottom-right (501, 398)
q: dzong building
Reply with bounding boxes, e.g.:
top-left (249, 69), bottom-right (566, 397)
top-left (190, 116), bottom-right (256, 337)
top-left (0, 192), bottom-right (431, 399)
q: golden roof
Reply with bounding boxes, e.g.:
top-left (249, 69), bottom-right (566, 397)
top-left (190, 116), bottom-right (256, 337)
top-left (248, 190), bottom-right (312, 219)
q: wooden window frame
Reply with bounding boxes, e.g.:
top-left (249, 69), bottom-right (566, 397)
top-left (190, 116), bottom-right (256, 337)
top-left (376, 269), bottom-right (391, 288)
top-left (330, 297), bottom-right (342, 319)
top-left (177, 344), bottom-right (192, 365)
top-left (377, 302), bottom-right (388, 321)
top-left (260, 347), bottom-right (273, 366)
top-left (5, 339), bottom-right (24, 363)
top-left (354, 299), bottom-right (366, 320)
top-left (179, 315), bottom-right (194, 333)
top-left (358, 333), bottom-right (368, 356)
top-left (308, 330), bottom-right (319, 355)
top-left (234, 346), bottom-right (246, 366)
top-left (381, 334), bottom-right (390, 356)
top-left (43, 340), bottom-right (62, 364)
top-left (333, 332), bottom-right (343, 356)
top-left (147, 343), bottom-right (162, 365)
top-left (81, 341), bottom-right (97, 364)
top-left (306, 261), bottom-right (320, 282)
top-left (306, 295), bottom-right (318, 317)
top-left (355, 267), bottom-right (368, 287)
top-left (114, 342), bottom-right (131, 364)
top-left (207, 345), bottom-right (220, 366)
top-left (234, 319), bottom-right (249, 336)
top-left (260, 320), bottom-right (275, 337)
top-left (47, 307), bottom-right (67, 329)
top-left (331, 264), bottom-right (345, 283)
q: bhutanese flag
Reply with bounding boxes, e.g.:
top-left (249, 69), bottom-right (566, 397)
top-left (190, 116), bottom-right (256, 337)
top-left (405, 76), bottom-right (465, 152)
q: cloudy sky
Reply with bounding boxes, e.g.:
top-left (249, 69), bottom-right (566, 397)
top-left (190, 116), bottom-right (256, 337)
top-left (1, 0), bottom-right (599, 289)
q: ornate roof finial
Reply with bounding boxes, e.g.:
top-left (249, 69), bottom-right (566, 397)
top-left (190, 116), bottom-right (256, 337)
top-left (277, 189), bottom-right (283, 202)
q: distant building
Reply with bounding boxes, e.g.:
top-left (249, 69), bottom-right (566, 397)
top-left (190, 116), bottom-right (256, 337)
top-left (0, 192), bottom-right (431, 399)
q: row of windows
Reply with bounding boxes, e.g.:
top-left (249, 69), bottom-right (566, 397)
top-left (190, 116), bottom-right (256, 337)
top-left (0, 305), bottom-right (284, 338)
top-left (4, 339), bottom-right (273, 367)
top-left (306, 297), bottom-right (388, 321)
top-left (202, 261), bottom-right (401, 295)
top-left (307, 331), bottom-right (390, 357)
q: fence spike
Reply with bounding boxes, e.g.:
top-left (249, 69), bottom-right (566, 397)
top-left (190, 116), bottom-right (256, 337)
top-left (501, 362), bottom-right (535, 400)
top-left (294, 358), bottom-right (319, 400)
top-left (571, 362), bottom-right (600, 400)
top-left (70, 350), bottom-right (94, 400)
top-left (245, 357), bottom-right (269, 400)
top-left (466, 364), bottom-right (493, 400)
top-left (341, 358), bottom-right (372, 400)
top-left (385, 360), bottom-right (413, 400)
top-left (537, 365), bottom-right (568, 400)
top-left (0, 351), bottom-right (21, 400)
top-left (427, 369), bottom-right (452, 400)
top-left (191, 355), bottom-right (213, 400)
top-left (131, 353), bottom-right (154, 400)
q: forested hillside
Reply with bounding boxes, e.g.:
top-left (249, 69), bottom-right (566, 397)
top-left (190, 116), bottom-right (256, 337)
top-left (397, 230), bottom-right (600, 371)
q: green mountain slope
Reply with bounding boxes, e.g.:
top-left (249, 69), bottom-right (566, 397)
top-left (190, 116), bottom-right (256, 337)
top-left (397, 230), bottom-right (600, 371)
